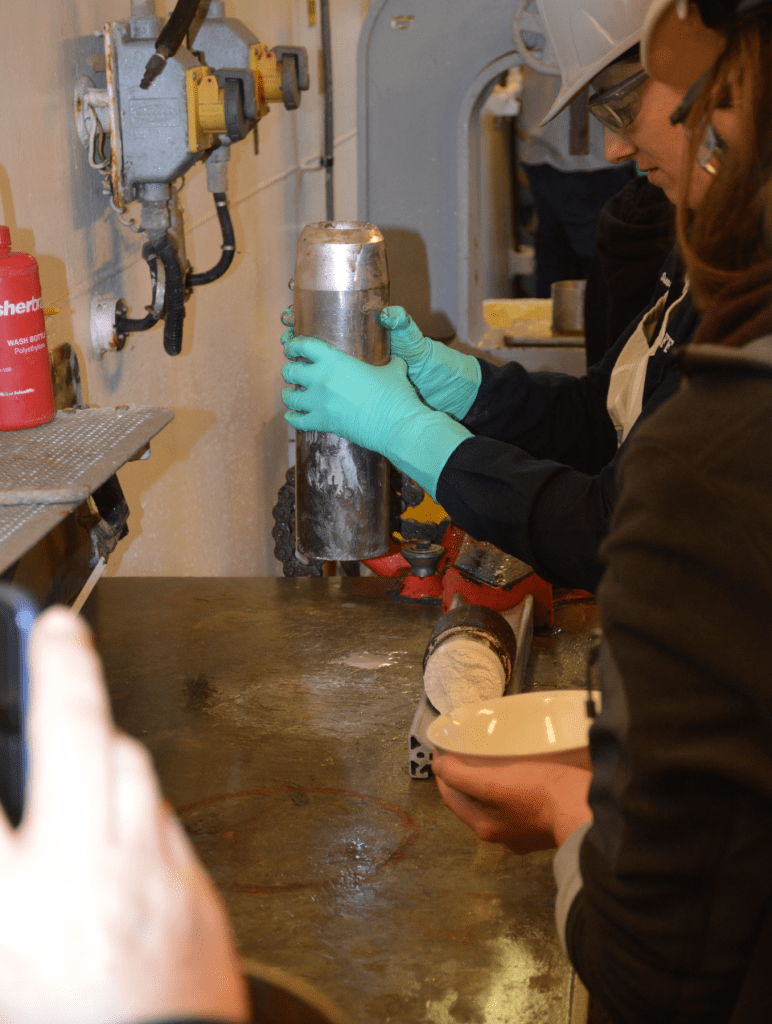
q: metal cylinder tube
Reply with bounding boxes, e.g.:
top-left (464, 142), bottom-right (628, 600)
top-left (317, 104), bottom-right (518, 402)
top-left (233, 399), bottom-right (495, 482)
top-left (551, 280), bottom-right (586, 336)
top-left (423, 604), bottom-right (518, 686)
top-left (293, 221), bottom-right (391, 561)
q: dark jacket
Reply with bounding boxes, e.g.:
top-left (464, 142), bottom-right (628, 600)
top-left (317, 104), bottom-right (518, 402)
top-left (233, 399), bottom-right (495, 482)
top-left (436, 247), bottom-right (700, 592)
top-left (584, 174), bottom-right (675, 367)
top-left (563, 338), bottom-right (772, 1023)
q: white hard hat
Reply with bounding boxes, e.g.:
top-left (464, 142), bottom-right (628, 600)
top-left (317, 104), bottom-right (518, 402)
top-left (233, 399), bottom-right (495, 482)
top-left (535, 0), bottom-right (653, 123)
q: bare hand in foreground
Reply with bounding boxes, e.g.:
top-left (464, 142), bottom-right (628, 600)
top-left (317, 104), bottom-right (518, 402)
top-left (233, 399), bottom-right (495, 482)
top-left (432, 749), bottom-right (593, 854)
top-left (0, 607), bottom-right (249, 1024)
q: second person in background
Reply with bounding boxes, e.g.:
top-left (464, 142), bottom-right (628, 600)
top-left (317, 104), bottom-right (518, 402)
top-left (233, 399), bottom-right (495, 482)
top-left (282, 0), bottom-right (710, 593)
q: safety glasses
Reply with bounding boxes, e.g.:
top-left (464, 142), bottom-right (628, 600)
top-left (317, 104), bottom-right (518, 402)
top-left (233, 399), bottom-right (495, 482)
top-left (694, 123), bottom-right (728, 175)
top-left (670, 69), bottom-right (729, 176)
top-left (588, 68), bottom-right (650, 134)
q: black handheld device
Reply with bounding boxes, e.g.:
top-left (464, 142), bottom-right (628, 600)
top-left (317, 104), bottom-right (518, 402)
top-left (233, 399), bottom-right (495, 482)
top-left (0, 584), bottom-right (37, 826)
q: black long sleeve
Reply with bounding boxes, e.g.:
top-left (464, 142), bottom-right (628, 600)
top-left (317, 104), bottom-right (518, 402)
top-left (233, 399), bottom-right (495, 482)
top-left (566, 363), bottom-right (772, 1022)
top-left (436, 249), bottom-right (698, 590)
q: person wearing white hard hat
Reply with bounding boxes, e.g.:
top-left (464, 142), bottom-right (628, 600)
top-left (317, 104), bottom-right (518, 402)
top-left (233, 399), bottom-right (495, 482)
top-left (516, 64), bottom-right (637, 299)
top-left (282, 0), bottom-right (717, 595)
top-left (434, 3), bottom-right (772, 1022)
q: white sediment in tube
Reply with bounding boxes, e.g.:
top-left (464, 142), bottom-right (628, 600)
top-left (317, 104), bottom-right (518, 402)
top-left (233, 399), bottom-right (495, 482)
top-left (423, 634), bottom-right (506, 715)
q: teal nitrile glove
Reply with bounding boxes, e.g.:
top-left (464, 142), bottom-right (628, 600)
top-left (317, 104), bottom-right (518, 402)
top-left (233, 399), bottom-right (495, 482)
top-left (282, 335), bottom-right (472, 501)
top-left (379, 306), bottom-right (482, 420)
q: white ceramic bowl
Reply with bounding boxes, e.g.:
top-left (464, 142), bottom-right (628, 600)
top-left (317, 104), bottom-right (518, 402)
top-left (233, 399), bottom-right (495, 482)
top-left (426, 689), bottom-right (600, 766)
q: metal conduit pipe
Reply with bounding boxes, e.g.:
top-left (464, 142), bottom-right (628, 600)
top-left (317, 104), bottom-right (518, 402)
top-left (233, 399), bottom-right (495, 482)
top-left (319, 0), bottom-right (335, 220)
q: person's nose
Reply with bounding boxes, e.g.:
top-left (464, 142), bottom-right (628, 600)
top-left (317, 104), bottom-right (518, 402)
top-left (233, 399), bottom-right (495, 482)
top-left (604, 126), bottom-right (637, 164)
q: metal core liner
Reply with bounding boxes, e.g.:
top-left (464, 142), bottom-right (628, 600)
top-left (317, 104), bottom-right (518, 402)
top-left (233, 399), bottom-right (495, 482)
top-left (293, 221), bottom-right (391, 561)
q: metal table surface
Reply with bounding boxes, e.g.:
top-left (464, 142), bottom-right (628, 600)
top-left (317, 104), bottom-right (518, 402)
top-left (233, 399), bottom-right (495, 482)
top-left (83, 577), bottom-right (598, 1024)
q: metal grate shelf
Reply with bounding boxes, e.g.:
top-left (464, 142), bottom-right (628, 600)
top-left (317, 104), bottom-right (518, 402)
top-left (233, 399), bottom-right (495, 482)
top-left (0, 405), bottom-right (173, 572)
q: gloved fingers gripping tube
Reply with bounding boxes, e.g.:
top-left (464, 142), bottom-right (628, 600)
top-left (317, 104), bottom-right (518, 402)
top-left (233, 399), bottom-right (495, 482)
top-left (186, 193), bottom-right (235, 287)
top-left (151, 233), bottom-right (186, 356)
top-left (281, 339), bottom-right (472, 504)
top-left (140, 0), bottom-right (203, 89)
top-left (379, 305), bottom-right (412, 333)
top-left (114, 243), bottom-right (161, 335)
top-left (378, 306), bottom-right (482, 421)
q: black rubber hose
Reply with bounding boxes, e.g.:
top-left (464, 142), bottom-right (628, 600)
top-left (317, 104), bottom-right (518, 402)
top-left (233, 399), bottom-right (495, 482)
top-left (151, 233), bottom-right (186, 356)
top-left (140, 0), bottom-right (203, 90)
top-left (115, 309), bottom-right (158, 333)
top-left (115, 243), bottom-right (161, 334)
top-left (187, 193), bottom-right (235, 287)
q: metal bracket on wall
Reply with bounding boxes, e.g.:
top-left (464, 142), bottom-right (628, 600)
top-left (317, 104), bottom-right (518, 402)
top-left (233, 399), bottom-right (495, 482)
top-left (76, 474), bottom-right (130, 570)
top-left (0, 405), bottom-right (173, 575)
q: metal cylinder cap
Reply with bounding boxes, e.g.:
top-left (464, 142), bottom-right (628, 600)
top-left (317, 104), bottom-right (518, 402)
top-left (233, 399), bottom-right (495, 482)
top-left (294, 221), bottom-right (387, 293)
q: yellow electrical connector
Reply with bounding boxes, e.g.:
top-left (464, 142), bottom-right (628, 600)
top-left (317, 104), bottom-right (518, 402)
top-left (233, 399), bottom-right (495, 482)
top-left (196, 74), bottom-right (228, 134)
top-left (186, 66), bottom-right (226, 152)
top-left (187, 47), bottom-right (287, 153)
top-left (250, 43), bottom-right (281, 109)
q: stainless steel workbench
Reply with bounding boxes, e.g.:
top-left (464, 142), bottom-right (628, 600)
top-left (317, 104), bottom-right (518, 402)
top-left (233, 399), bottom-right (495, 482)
top-left (83, 577), bottom-right (598, 1024)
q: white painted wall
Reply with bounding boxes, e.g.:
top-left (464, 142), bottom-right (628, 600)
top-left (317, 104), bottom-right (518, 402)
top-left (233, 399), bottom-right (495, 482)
top-left (1, 0), bottom-right (367, 577)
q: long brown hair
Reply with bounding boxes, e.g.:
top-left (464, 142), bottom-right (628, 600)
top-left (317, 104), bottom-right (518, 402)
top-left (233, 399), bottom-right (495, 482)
top-left (678, 14), bottom-right (772, 313)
